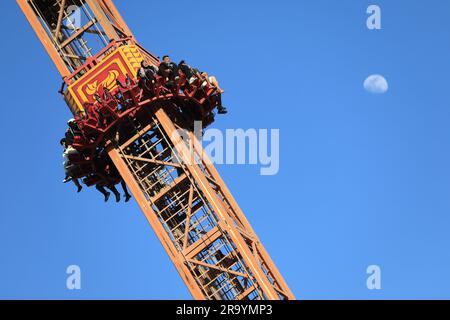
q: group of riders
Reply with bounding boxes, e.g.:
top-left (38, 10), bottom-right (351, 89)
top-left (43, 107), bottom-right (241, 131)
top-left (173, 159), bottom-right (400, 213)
top-left (61, 119), bottom-right (132, 203)
top-left (60, 55), bottom-right (227, 202)
top-left (138, 55), bottom-right (228, 115)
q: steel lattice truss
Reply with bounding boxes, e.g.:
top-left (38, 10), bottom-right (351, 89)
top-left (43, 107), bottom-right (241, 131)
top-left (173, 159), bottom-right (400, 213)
top-left (109, 109), bottom-right (292, 299)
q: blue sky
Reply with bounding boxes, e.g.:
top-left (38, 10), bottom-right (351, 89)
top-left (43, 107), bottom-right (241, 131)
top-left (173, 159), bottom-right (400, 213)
top-left (1, 0), bottom-right (450, 299)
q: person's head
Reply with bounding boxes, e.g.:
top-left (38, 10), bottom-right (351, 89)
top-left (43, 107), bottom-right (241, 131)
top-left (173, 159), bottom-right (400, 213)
top-left (60, 138), bottom-right (67, 148)
top-left (162, 55), bottom-right (171, 63)
top-left (141, 60), bottom-right (149, 68)
top-left (68, 118), bottom-right (77, 129)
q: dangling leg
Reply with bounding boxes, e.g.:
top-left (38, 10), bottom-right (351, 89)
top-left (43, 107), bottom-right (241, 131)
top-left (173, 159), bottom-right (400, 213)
top-left (64, 165), bottom-right (82, 193)
top-left (96, 185), bottom-right (111, 202)
top-left (72, 178), bottom-right (83, 193)
top-left (107, 185), bottom-right (121, 203)
top-left (215, 93), bottom-right (228, 114)
top-left (121, 180), bottom-right (132, 203)
top-left (63, 165), bottom-right (72, 183)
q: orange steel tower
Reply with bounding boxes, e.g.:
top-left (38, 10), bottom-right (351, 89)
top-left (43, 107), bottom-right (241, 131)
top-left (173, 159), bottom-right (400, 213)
top-left (17, 0), bottom-right (295, 300)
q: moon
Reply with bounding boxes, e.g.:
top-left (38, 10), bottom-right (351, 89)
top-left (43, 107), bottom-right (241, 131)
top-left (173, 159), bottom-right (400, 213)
top-left (364, 75), bottom-right (389, 94)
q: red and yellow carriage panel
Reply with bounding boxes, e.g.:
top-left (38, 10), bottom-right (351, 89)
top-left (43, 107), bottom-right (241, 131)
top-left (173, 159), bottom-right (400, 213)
top-left (66, 45), bottom-right (145, 115)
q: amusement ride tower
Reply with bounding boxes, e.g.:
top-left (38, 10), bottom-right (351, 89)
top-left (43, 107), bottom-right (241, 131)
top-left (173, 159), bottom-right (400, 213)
top-left (17, 0), bottom-right (294, 300)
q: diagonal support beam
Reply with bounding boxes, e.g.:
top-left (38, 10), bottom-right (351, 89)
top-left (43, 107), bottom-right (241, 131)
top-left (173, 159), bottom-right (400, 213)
top-left (151, 174), bottom-right (189, 204)
top-left (60, 20), bottom-right (96, 49)
top-left (188, 259), bottom-right (249, 279)
top-left (53, 0), bottom-right (67, 41)
top-left (182, 185), bottom-right (195, 250)
top-left (123, 155), bottom-right (182, 169)
top-left (184, 226), bottom-right (222, 260)
top-left (120, 123), bottom-right (155, 150)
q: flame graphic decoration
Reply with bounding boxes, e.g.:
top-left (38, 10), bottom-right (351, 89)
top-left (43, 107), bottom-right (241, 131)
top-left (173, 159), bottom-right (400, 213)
top-left (85, 70), bottom-right (120, 96)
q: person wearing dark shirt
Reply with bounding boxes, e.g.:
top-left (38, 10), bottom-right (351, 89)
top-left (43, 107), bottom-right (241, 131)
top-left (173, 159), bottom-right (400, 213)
top-left (65, 118), bottom-right (82, 145)
top-left (138, 60), bottom-right (159, 83)
top-left (178, 60), bottom-right (195, 81)
top-left (158, 55), bottom-right (179, 87)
